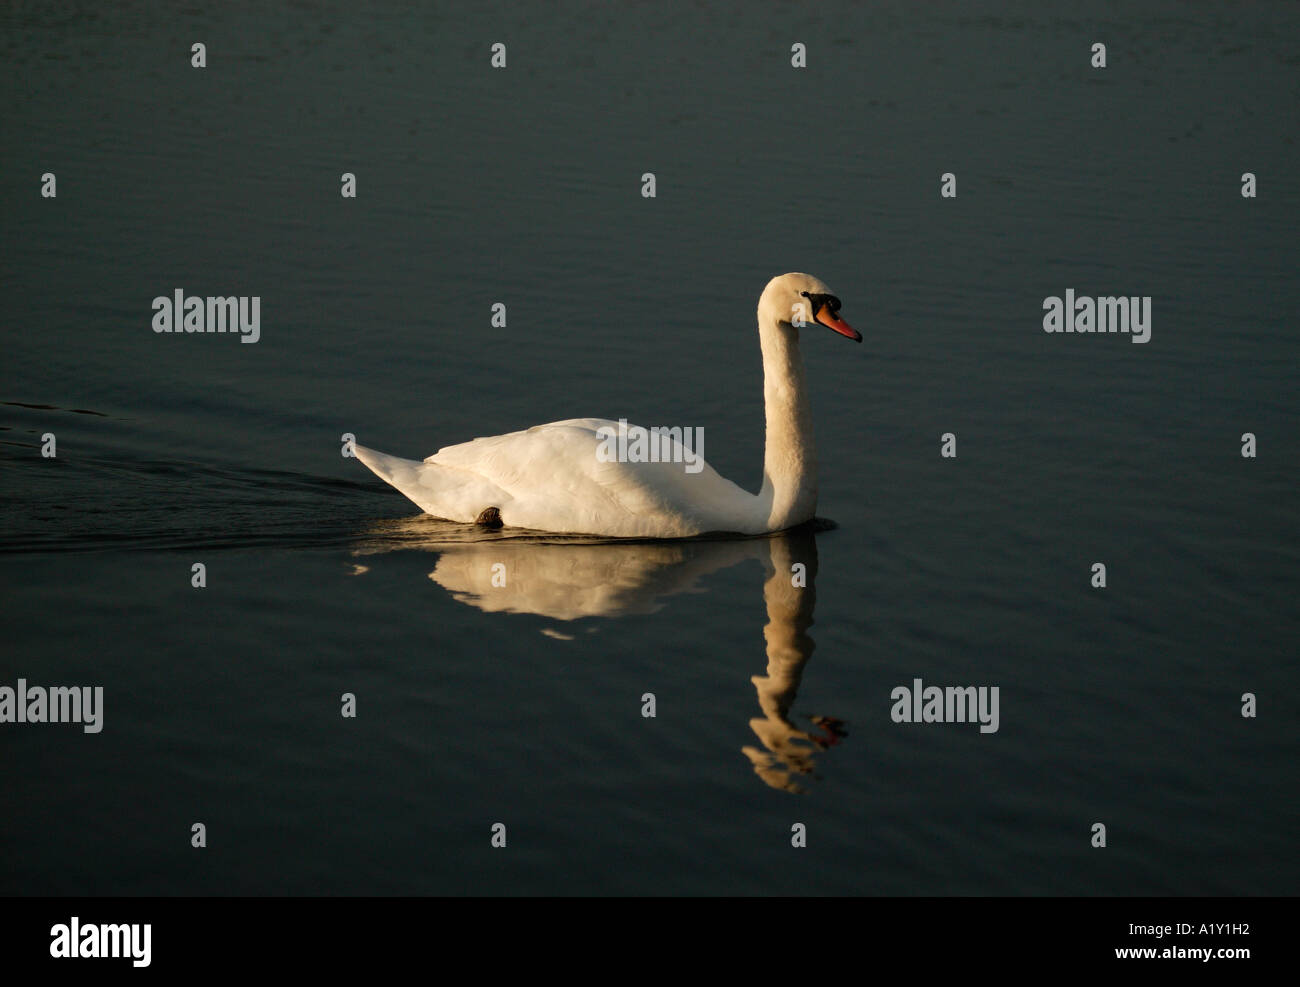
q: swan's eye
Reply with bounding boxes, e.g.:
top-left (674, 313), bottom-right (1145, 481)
top-left (800, 291), bottom-right (841, 316)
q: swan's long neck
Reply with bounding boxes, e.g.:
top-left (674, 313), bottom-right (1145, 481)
top-left (757, 312), bottom-right (817, 530)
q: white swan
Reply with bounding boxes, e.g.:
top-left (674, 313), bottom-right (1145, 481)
top-left (353, 272), bottom-right (860, 538)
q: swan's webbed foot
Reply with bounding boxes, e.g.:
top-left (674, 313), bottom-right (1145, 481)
top-left (474, 506), bottom-right (504, 529)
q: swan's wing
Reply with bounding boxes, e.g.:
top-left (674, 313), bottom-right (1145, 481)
top-left (414, 419), bottom-right (761, 537)
top-left (423, 418), bottom-right (614, 466)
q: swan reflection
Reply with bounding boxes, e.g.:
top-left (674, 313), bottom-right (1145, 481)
top-left (353, 517), bottom-right (845, 792)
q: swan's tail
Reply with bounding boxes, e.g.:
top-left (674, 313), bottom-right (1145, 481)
top-left (352, 442), bottom-right (439, 511)
top-left (353, 443), bottom-right (421, 488)
top-left (352, 443), bottom-right (501, 523)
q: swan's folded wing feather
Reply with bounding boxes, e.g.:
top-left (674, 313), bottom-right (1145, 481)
top-left (369, 419), bottom-right (760, 536)
top-left (424, 420), bottom-right (659, 531)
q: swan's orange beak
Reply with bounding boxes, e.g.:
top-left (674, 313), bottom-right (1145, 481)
top-left (815, 304), bottom-right (862, 342)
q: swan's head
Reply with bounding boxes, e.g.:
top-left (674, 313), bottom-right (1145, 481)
top-left (759, 272), bottom-right (861, 343)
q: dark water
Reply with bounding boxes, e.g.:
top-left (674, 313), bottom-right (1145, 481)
top-left (2, 1), bottom-right (1297, 894)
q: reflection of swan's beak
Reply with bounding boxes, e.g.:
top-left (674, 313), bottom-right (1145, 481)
top-left (815, 306), bottom-right (862, 342)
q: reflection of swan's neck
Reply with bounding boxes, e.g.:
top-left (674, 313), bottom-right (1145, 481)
top-left (744, 533), bottom-right (829, 793)
top-left (756, 539), bottom-right (816, 719)
top-left (758, 312), bottom-right (816, 531)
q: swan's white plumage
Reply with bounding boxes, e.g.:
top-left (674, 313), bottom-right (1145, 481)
top-left (355, 418), bottom-right (760, 538)
top-left (353, 273), bottom-right (856, 538)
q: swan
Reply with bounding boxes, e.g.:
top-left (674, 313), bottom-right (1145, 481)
top-left (353, 272), bottom-right (860, 538)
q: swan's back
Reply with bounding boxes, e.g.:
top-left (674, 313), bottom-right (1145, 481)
top-left (356, 418), bottom-right (763, 538)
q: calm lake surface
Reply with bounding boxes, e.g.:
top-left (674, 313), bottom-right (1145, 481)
top-left (2, 1), bottom-right (1297, 895)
